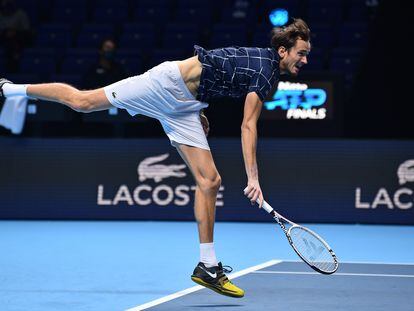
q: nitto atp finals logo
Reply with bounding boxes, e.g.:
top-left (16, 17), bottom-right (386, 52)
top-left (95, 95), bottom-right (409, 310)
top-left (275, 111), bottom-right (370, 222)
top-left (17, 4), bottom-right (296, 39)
top-left (355, 160), bottom-right (414, 210)
top-left (97, 153), bottom-right (224, 207)
top-left (264, 81), bottom-right (327, 119)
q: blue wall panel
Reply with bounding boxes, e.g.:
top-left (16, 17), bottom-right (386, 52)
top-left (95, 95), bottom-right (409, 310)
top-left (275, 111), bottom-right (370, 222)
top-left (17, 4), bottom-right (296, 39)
top-left (0, 137), bottom-right (413, 224)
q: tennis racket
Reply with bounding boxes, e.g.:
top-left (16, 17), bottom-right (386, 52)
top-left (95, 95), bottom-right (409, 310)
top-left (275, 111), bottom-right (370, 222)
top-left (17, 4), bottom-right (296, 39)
top-left (246, 191), bottom-right (339, 274)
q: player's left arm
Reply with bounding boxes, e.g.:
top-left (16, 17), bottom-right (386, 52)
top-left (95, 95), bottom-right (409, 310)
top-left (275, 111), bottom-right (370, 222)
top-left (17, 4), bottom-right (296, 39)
top-left (241, 91), bottom-right (264, 207)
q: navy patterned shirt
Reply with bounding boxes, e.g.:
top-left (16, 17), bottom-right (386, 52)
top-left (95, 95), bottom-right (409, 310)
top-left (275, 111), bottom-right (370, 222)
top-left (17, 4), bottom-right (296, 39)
top-left (194, 45), bottom-right (280, 103)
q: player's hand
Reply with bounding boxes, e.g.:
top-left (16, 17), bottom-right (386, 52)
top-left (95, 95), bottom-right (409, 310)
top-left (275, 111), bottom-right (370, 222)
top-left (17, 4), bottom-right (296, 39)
top-left (199, 110), bottom-right (209, 137)
top-left (243, 180), bottom-right (264, 208)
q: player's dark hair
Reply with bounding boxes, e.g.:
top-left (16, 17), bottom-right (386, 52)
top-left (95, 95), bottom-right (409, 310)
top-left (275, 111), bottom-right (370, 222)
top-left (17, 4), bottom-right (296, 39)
top-left (270, 18), bottom-right (310, 51)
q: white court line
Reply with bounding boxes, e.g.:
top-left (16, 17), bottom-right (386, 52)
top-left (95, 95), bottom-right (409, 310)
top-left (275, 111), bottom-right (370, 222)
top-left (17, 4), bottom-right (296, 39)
top-left (125, 259), bottom-right (282, 311)
top-left (280, 259), bottom-right (414, 266)
top-left (253, 271), bottom-right (414, 278)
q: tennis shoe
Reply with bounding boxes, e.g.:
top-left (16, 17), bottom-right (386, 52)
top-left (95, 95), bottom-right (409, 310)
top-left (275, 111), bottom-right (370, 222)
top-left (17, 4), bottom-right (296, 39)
top-left (191, 262), bottom-right (244, 298)
top-left (0, 78), bottom-right (13, 104)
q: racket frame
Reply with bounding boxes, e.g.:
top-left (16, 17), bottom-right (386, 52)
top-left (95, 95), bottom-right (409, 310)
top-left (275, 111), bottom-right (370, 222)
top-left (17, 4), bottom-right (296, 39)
top-left (262, 200), bottom-right (339, 274)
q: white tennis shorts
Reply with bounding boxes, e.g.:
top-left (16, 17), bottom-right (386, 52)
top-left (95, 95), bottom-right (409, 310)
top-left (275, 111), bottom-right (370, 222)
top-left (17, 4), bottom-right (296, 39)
top-left (103, 61), bottom-right (210, 150)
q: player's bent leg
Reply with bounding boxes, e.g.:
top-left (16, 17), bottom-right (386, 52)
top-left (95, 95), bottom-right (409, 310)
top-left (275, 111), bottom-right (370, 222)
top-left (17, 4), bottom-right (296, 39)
top-left (27, 84), bottom-right (112, 112)
top-left (175, 143), bottom-right (221, 243)
top-left (175, 143), bottom-right (244, 298)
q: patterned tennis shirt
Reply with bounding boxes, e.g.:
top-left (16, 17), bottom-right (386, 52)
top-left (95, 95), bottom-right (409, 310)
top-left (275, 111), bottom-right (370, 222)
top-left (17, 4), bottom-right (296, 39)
top-left (194, 45), bottom-right (280, 103)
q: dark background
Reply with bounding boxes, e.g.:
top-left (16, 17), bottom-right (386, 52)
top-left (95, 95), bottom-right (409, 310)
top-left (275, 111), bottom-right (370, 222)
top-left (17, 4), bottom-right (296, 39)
top-left (0, 0), bottom-right (412, 139)
top-left (1, 0), bottom-right (413, 224)
top-left (347, 0), bottom-right (412, 139)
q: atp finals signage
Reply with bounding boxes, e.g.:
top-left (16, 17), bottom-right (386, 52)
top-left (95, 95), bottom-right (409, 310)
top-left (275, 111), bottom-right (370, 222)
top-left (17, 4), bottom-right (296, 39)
top-left (262, 77), bottom-right (335, 121)
top-left (265, 81), bottom-right (327, 119)
top-left (97, 153), bottom-right (225, 207)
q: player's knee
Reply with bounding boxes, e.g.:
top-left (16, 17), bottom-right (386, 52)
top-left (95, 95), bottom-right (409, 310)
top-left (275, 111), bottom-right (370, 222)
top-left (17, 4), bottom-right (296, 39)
top-left (197, 173), bottom-right (221, 194)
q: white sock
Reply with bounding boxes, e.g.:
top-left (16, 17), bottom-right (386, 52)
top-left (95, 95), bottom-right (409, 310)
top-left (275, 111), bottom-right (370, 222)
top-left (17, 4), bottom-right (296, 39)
top-left (200, 242), bottom-right (219, 268)
top-left (2, 83), bottom-right (28, 97)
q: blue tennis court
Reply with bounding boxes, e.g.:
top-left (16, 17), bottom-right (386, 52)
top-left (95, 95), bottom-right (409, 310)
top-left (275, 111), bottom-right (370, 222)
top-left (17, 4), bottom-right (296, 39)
top-left (137, 261), bottom-right (414, 311)
top-left (1, 221), bottom-right (413, 311)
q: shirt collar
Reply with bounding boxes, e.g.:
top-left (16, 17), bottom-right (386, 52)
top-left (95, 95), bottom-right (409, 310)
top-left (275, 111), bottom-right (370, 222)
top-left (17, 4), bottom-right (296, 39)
top-left (269, 47), bottom-right (279, 62)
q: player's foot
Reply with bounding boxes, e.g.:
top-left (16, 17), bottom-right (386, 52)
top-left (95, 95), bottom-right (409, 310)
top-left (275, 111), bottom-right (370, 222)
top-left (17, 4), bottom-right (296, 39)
top-left (0, 78), bottom-right (13, 103)
top-left (191, 262), bottom-right (245, 298)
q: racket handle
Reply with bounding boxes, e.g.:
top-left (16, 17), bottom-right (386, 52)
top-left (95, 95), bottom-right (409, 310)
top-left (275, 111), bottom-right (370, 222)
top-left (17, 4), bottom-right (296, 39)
top-left (261, 200), bottom-right (274, 214)
top-left (243, 187), bottom-right (274, 214)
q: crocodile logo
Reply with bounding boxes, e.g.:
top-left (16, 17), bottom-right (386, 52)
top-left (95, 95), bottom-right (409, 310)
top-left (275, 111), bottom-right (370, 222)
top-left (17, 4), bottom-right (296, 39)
top-left (138, 153), bottom-right (187, 183)
top-left (397, 160), bottom-right (414, 185)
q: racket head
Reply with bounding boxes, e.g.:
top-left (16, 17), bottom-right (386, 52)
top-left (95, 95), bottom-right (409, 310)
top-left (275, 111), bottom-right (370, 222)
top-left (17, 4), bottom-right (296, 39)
top-left (287, 225), bottom-right (339, 274)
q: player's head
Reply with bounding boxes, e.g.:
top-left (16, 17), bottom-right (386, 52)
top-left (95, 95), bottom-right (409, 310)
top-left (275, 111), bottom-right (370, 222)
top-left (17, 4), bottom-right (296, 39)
top-left (270, 18), bottom-right (311, 76)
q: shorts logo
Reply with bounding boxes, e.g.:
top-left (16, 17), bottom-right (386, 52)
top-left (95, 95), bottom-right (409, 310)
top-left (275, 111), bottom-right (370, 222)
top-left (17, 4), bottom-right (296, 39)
top-left (138, 153), bottom-right (186, 183)
top-left (112, 92), bottom-right (117, 99)
top-left (397, 160), bottom-right (414, 185)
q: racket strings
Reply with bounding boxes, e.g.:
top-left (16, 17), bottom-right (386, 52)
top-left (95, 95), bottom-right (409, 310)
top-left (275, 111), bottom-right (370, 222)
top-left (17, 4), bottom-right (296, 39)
top-left (290, 227), bottom-right (336, 273)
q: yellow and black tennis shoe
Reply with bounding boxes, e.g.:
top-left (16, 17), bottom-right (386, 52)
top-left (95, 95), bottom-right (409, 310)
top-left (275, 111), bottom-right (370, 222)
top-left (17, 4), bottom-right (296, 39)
top-left (191, 262), bottom-right (245, 298)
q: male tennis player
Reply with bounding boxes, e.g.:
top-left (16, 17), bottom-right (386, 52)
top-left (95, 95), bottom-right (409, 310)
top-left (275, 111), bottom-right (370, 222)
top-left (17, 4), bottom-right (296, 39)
top-left (0, 18), bottom-right (310, 298)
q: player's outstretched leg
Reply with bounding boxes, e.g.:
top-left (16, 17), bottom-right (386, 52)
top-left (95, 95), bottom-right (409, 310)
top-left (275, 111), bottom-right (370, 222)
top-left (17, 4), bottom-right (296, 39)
top-left (0, 78), bottom-right (112, 112)
top-left (176, 144), bottom-right (245, 298)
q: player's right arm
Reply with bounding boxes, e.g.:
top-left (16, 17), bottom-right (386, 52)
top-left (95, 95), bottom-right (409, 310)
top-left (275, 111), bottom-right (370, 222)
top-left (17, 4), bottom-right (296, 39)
top-left (241, 91), bottom-right (264, 207)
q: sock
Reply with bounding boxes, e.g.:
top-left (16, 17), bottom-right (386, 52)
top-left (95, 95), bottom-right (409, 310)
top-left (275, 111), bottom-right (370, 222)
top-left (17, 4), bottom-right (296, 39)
top-left (200, 242), bottom-right (219, 268)
top-left (2, 84), bottom-right (28, 97)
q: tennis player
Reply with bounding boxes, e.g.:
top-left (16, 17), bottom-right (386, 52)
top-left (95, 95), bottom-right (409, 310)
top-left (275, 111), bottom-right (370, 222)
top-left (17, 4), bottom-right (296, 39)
top-left (0, 18), bottom-right (311, 298)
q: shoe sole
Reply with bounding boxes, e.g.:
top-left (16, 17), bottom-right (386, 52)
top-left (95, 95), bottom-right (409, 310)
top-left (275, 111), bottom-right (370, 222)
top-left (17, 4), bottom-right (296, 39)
top-left (191, 276), bottom-right (244, 298)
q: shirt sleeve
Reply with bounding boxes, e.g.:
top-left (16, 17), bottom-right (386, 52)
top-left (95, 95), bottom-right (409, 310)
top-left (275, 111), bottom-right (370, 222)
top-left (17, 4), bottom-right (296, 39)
top-left (248, 69), bottom-right (273, 102)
